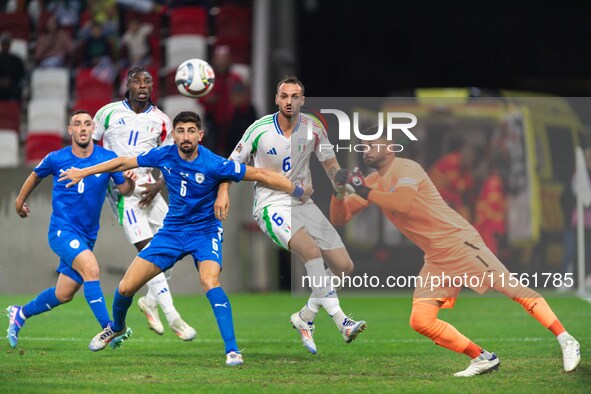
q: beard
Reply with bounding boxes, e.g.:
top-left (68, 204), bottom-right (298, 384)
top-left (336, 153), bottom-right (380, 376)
top-left (364, 156), bottom-right (382, 169)
top-left (179, 144), bottom-right (196, 154)
top-left (75, 139), bottom-right (91, 149)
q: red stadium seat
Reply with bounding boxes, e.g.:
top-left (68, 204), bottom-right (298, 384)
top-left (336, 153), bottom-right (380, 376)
top-left (0, 100), bottom-right (21, 133)
top-left (169, 6), bottom-right (208, 36)
top-left (215, 5), bottom-right (252, 39)
top-left (0, 12), bottom-right (30, 40)
top-left (75, 68), bottom-right (114, 101)
top-left (216, 36), bottom-right (251, 64)
top-left (165, 70), bottom-right (178, 97)
top-left (36, 11), bottom-right (53, 33)
top-left (72, 97), bottom-right (112, 118)
top-left (148, 34), bottom-right (162, 69)
top-left (25, 133), bottom-right (64, 166)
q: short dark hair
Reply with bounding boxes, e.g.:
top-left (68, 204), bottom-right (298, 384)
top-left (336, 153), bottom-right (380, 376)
top-left (277, 75), bottom-right (305, 95)
top-left (69, 110), bottom-right (91, 124)
top-left (173, 111), bottom-right (202, 129)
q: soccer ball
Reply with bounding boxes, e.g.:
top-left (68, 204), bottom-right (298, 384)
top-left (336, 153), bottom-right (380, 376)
top-left (175, 59), bottom-right (215, 98)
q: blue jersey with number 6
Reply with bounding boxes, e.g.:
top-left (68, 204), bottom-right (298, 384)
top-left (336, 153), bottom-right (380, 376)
top-left (137, 144), bottom-right (246, 231)
top-left (34, 146), bottom-right (126, 240)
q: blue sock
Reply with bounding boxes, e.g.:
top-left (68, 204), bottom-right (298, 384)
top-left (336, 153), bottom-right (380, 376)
top-left (84, 280), bottom-right (111, 329)
top-left (112, 288), bottom-right (133, 332)
top-left (21, 287), bottom-right (61, 320)
top-left (206, 287), bottom-right (238, 353)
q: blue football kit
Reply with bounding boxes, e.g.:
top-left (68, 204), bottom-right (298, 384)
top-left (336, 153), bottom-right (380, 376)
top-left (34, 146), bottom-right (126, 282)
top-left (8, 145), bottom-right (127, 342)
top-left (109, 143), bottom-right (247, 354)
top-left (136, 144), bottom-right (246, 270)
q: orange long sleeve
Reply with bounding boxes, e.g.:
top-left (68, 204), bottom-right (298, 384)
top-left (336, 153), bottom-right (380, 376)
top-left (367, 186), bottom-right (418, 215)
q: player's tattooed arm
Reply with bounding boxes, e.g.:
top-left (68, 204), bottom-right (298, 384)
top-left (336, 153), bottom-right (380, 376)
top-left (322, 156), bottom-right (341, 182)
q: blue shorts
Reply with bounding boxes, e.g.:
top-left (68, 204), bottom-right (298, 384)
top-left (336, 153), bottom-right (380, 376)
top-left (138, 226), bottom-right (224, 271)
top-left (48, 229), bottom-right (95, 285)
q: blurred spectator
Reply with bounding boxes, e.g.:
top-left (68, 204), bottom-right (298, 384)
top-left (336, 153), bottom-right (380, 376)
top-left (78, 21), bottom-right (116, 83)
top-left (200, 45), bottom-right (244, 153)
top-left (216, 80), bottom-right (257, 156)
top-left (46, 0), bottom-right (83, 29)
top-left (116, 0), bottom-right (165, 13)
top-left (34, 13), bottom-right (74, 67)
top-left (560, 146), bottom-right (591, 290)
top-left (474, 159), bottom-right (507, 256)
top-left (120, 18), bottom-right (153, 67)
top-left (0, 32), bottom-right (25, 100)
top-left (428, 140), bottom-right (476, 221)
top-left (80, 0), bottom-right (119, 39)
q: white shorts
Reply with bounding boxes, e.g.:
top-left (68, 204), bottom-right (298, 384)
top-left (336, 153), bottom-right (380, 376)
top-left (253, 203), bottom-right (344, 251)
top-left (107, 187), bottom-right (168, 245)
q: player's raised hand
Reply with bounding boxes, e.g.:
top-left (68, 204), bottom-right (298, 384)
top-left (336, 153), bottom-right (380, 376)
top-left (333, 169), bottom-right (351, 199)
top-left (346, 167), bottom-right (371, 200)
top-left (58, 167), bottom-right (84, 187)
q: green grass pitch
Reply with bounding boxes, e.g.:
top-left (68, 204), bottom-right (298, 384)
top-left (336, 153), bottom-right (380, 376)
top-left (1, 293), bottom-right (589, 393)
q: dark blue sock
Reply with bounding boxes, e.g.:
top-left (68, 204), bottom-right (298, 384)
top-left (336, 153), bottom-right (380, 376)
top-left (206, 287), bottom-right (238, 353)
top-left (84, 280), bottom-right (111, 329)
top-left (22, 287), bottom-right (61, 320)
top-left (112, 288), bottom-right (133, 332)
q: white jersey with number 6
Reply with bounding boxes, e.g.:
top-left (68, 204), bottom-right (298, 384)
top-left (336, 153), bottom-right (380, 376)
top-left (230, 112), bottom-right (335, 210)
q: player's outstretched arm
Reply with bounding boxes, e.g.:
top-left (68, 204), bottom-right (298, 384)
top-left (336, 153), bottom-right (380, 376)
top-left (243, 166), bottom-right (301, 196)
top-left (337, 168), bottom-right (418, 214)
top-left (58, 157), bottom-right (140, 187)
top-left (15, 171), bottom-right (42, 218)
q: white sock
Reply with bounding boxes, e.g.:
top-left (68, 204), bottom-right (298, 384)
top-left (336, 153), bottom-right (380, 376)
top-left (330, 309), bottom-right (347, 328)
top-left (304, 258), bottom-right (343, 327)
top-left (144, 288), bottom-right (158, 307)
top-left (557, 331), bottom-right (573, 346)
top-left (147, 272), bottom-right (180, 326)
top-left (480, 349), bottom-right (494, 359)
top-left (299, 304), bottom-right (317, 324)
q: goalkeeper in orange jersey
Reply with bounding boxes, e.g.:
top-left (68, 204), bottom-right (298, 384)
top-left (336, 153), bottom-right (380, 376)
top-left (329, 131), bottom-right (580, 377)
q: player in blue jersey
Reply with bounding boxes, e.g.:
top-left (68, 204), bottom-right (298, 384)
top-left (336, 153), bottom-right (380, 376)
top-left (94, 67), bottom-right (196, 341)
top-left (7, 110), bottom-right (136, 350)
top-left (59, 111), bottom-right (305, 365)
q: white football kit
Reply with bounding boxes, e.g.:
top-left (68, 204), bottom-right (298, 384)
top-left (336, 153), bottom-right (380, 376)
top-left (230, 112), bottom-right (344, 250)
top-left (93, 100), bottom-right (173, 244)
